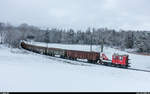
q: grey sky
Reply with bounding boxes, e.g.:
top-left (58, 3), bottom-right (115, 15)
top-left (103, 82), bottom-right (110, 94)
top-left (0, 0), bottom-right (150, 31)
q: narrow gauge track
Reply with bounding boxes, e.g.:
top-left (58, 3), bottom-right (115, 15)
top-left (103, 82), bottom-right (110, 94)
top-left (97, 63), bottom-right (150, 73)
top-left (21, 47), bottom-right (150, 73)
top-left (127, 68), bottom-right (150, 73)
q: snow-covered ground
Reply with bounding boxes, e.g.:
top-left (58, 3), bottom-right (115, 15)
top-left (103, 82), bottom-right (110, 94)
top-left (0, 42), bottom-right (150, 92)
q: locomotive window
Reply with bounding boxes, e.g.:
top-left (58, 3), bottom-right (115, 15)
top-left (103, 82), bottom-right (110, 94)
top-left (119, 56), bottom-right (123, 60)
top-left (113, 56), bottom-right (116, 59)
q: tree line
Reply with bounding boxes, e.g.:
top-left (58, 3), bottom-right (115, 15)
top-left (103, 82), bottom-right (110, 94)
top-left (0, 22), bottom-right (150, 53)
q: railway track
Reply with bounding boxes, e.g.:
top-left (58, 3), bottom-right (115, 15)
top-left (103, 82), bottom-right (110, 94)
top-left (95, 62), bottom-right (150, 73)
top-left (21, 48), bottom-right (150, 73)
top-left (127, 68), bottom-right (150, 73)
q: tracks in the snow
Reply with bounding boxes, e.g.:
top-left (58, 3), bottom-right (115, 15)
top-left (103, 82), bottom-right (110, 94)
top-left (97, 63), bottom-right (150, 73)
top-left (127, 68), bottom-right (150, 73)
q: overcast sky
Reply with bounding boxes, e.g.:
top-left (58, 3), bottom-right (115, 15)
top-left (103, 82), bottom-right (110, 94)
top-left (0, 0), bottom-right (150, 31)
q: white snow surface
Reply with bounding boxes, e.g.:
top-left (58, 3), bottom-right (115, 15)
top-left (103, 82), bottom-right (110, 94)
top-left (0, 42), bottom-right (150, 92)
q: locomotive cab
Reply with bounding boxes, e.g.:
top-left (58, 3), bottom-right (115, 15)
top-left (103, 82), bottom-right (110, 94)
top-left (112, 53), bottom-right (130, 68)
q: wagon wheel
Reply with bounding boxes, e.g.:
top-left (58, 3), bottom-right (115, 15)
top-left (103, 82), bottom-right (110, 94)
top-left (88, 60), bottom-right (92, 63)
top-left (97, 59), bottom-right (102, 64)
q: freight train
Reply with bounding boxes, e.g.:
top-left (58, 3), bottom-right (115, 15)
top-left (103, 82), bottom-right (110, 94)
top-left (20, 42), bottom-right (130, 68)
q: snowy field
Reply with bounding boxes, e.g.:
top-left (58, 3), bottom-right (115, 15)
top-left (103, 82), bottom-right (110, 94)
top-left (0, 42), bottom-right (150, 92)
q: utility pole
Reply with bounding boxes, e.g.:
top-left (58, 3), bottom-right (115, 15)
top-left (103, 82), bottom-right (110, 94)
top-left (0, 23), bottom-right (2, 44)
top-left (90, 28), bottom-right (93, 52)
top-left (45, 28), bottom-right (49, 55)
top-left (101, 38), bottom-right (104, 53)
top-left (0, 32), bottom-right (2, 44)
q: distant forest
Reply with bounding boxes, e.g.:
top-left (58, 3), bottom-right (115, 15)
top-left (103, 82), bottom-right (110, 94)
top-left (0, 22), bottom-right (150, 53)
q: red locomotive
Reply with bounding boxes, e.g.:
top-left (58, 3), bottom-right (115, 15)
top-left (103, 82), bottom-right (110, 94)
top-left (100, 53), bottom-right (130, 68)
top-left (112, 54), bottom-right (129, 66)
top-left (21, 42), bottom-right (130, 68)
